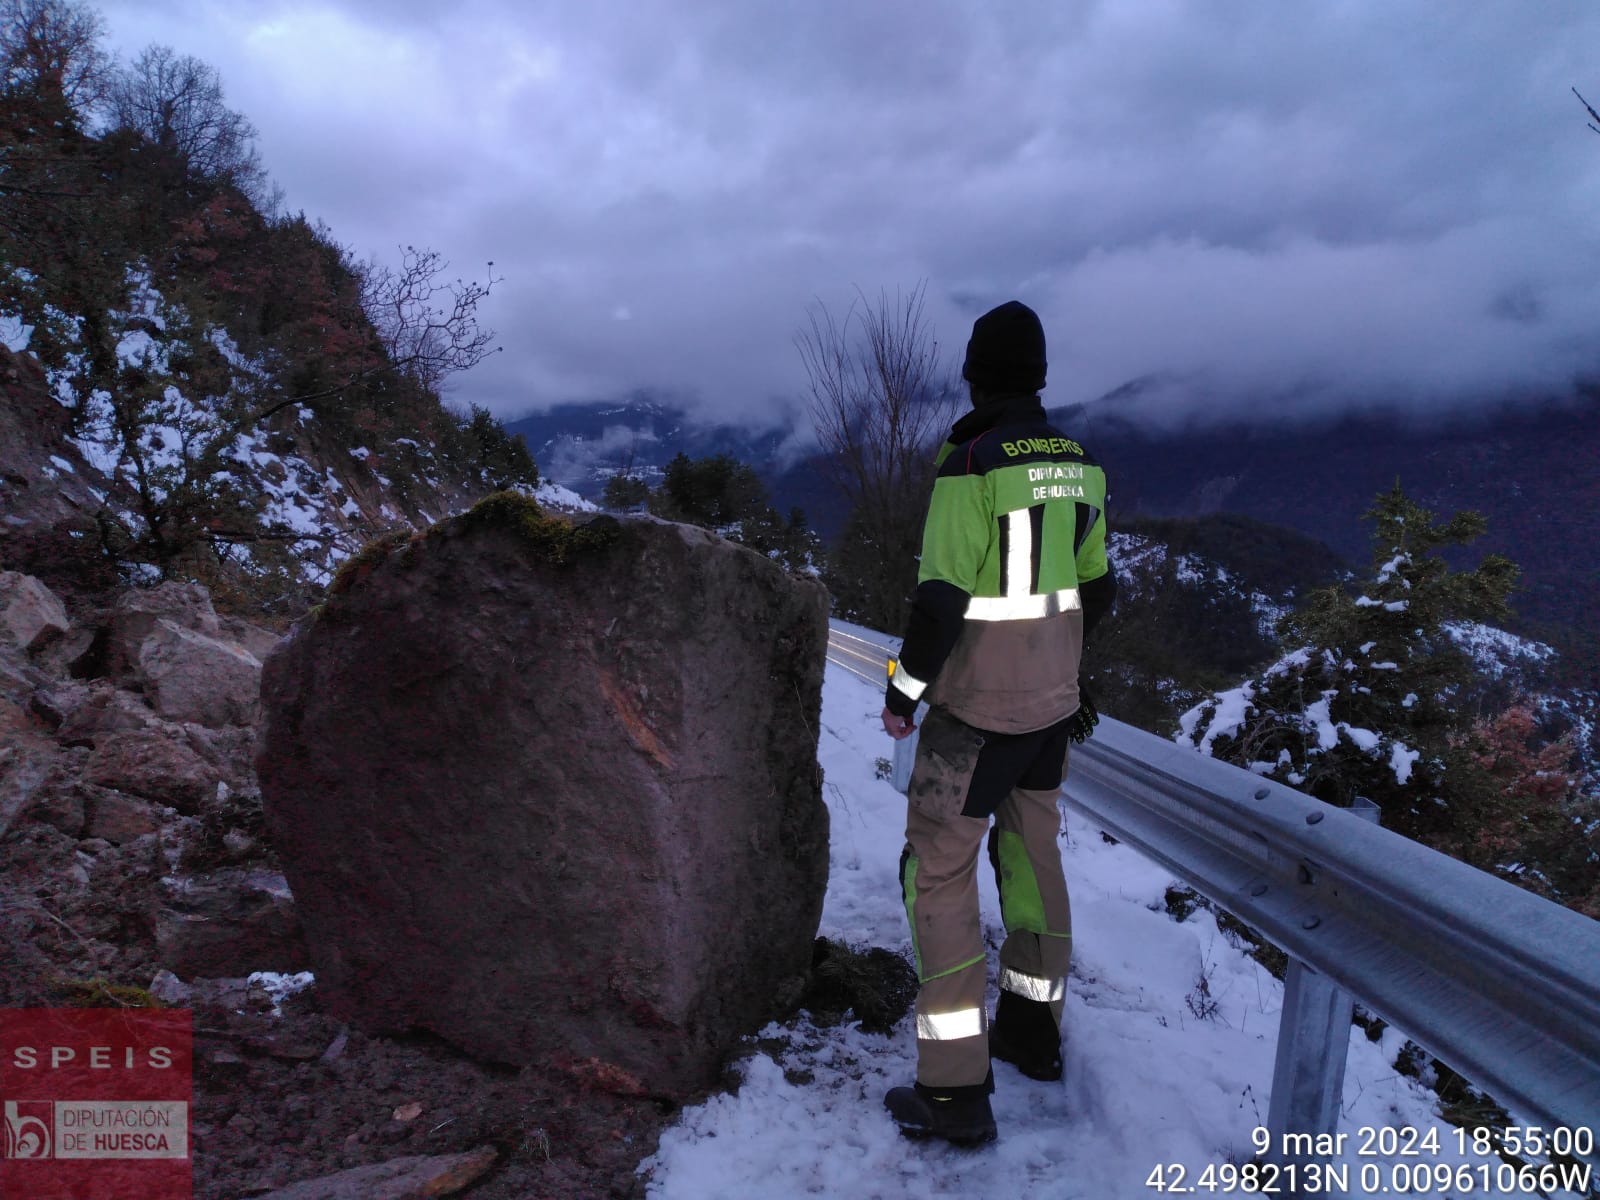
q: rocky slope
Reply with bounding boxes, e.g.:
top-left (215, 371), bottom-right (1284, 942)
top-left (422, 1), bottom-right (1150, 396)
top-left (0, 559), bottom-right (691, 1200)
top-left (0, 318), bottom-right (647, 1199)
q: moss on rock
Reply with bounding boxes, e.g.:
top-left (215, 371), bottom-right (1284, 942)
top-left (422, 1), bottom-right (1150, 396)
top-left (53, 977), bottom-right (162, 1008)
top-left (456, 490), bottom-right (620, 565)
top-left (326, 529), bottom-right (414, 598)
top-left (317, 494), bottom-right (621, 618)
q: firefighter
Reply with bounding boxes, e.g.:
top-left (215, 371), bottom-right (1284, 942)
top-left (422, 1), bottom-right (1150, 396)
top-left (882, 300), bottom-right (1116, 1144)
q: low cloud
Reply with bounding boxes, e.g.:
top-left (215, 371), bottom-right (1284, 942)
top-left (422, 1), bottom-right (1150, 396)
top-left (96, 0), bottom-right (1600, 433)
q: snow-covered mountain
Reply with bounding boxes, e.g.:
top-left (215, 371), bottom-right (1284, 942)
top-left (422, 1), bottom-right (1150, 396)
top-left (502, 398), bottom-right (797, 497)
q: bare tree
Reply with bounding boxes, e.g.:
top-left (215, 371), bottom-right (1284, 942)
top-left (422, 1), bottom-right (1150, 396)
top-left (1576, 87), bottom-right (1600, 136)
top-left (360, 246), bottom-right (501, 395)
top-left (796, 282), bottom-right (961, 629)
top-left (246, 243), bottom-right (501, 425)
top-left (0, 0), bottom-right (110, 114)
top-left (108, 43), bottom-right (265, 193)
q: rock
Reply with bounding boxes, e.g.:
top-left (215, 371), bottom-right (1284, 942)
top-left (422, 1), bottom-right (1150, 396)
top-left (252, 1146), bottom-right (497, 1200)
top-left (201, 1046), bottom-right (249, 1080)
top-left (243, 1031), bottom-right (323, 1061)
top-left (0, 695), bottom-right (30, 741)
top-left (27, 784), bottom-right (86, 838)
top-left (318, 1029), bottom-right (349, 1065)
top-left (53, 683), bottom-right (156, 747)
top-left (0, 743), bottom-right (46, 838)
top-left (33, 625), bottom-right (94, 679)
top-left (83, 786), bottom-right (163, 843)
top-left (148, 968), bottom-right (193, 1006)
top-left (218, 613), bottom-right (283, 663)
top-left (134, 618), bottom-right (262, 727)
top-left (0, 571), bottom-right (70, 653)
top-left (28, 679), bottom-right (89, 730)
top-left (105, 583), bottom-right (222, 674)
top-left (180, 724), bottom-right (260, 788)
top-left (2, 741), bottom-right (83, 838)
top-left (179, 976), bottom-right (253, 1012)
top-left (72, 584), bottom-right (265, 727)
top-left (155, 867), bottom-right (308, 978)
top-left (257, 503), bottom-right (830, 1097)
top-left (84, 728), bottom-right (219, 813)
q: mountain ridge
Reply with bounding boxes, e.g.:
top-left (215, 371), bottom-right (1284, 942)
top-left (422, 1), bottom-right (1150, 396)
top-left (505, 390), bottom-right (1598, 664)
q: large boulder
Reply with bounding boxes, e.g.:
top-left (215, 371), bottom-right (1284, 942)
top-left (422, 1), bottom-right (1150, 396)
top-left (257, 497), bottom-right (830, 1096)
top-left (107, 582), bottom-right (222, 650)
top-left (0, 739), bottom-right (65, 838)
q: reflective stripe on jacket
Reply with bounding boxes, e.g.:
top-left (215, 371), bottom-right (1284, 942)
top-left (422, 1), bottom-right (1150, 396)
top-left (887, 396), bottom-right (1113, 734)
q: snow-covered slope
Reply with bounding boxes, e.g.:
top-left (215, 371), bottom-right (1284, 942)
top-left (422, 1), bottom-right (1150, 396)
top-left (1111, 530), bottom-right (1291, 640)
top-left (637, 650), bottom-right (1561, 1199)
top-left (2, 265), bottom-right (592, 595)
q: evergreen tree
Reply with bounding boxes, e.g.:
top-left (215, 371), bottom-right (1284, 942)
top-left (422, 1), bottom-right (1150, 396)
top-left (822, 504), bottom-right (916, 629)
top-left (651, 452), bottom-right (765, 528)
top-left (460, 404), bottom-right (538, 492)
top-left (1178, 485), bottom-right (1518, 844)
top-left (645, 452), bottom-right (819, 573)
top-left (601, 473), bottom-right (651, 511)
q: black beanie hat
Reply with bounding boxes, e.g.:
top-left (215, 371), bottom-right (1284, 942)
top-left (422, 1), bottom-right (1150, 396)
top-left (961, 300), bottom-right (1047, 394)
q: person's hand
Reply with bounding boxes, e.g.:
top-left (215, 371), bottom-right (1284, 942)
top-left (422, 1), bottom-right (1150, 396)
top-left (1065, 684), bottom-right (1099, 744)
top-left (881, 707), bottom-right (917, 739)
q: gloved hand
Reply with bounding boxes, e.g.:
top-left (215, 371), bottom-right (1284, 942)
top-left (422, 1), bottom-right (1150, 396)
top-left (1065, 683), bottom-right (1099, 744)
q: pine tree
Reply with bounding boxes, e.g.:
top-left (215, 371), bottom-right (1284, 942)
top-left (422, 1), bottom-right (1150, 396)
top-left (644, 453), bottom-right (819, 573)
top-left (1178, 485), bottom-right (1518, 844)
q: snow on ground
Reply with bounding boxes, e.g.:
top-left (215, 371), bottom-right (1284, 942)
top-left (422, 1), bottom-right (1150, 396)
top-left (1106, 532), bottom-right (1167, 589)
top-left (1109, 533), bottom-right (1288, 639)
top-left (532, 478), bottom-right (598, 512)
top-left (1444, 621), bottom-right (1556, 678)
top-left (641, 635), bottom-right (1564, 1199)
top-left (1, 312), bottom-right (32, 351)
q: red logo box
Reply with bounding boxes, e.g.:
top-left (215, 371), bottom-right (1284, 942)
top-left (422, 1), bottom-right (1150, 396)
top-left (1, 1008), bottom-right (192, 1200)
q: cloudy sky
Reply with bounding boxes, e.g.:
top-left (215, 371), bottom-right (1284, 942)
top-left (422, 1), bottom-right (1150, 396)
top-left (96, 0), bottom-right (1600, 429)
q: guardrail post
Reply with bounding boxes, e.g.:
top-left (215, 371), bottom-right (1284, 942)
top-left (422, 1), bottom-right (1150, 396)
top-left (1266, 797), bottom-right (1380, 1189)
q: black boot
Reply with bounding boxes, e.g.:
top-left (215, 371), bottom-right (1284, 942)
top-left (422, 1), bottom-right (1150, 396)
top-left (988, 990), bottom-right (1062, 1082)
top-left (884, 1073), bottom-right (997, 1145)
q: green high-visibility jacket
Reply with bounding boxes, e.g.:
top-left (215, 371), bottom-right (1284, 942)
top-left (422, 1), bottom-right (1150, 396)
top-left (887, 396), bottom-right (1115, 734)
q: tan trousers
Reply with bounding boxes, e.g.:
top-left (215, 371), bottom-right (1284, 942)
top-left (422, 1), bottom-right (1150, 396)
top-left (900, 784), bottom-right (1073, 1087)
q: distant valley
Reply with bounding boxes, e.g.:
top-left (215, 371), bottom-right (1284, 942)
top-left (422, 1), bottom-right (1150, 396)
top-left (1076, 393), bottom-right (1599, 651)
top-left (506, 389), bottom-right (1599, 667)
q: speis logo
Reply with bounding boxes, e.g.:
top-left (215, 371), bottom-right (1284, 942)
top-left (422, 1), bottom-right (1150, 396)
top-left (0, 1008), bottom-right (193, 1200)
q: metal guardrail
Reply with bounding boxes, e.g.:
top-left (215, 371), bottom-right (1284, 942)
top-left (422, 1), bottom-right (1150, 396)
top-left (825, 625), bottom-right (896, 688)
top-left (1068, 717), bottom-right (1600, 1138)
top-left (824, 624), bottom-right (1600, 1153)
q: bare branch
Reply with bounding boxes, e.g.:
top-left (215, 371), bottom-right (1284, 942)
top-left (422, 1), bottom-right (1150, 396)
top-left (0, 0), bottom-right (112, 114)
top-left (107, 43), bottom-right (268, 197)
top-left (1576, 87), bottom-right (1600, 135)
top-left (360, 247), bottom-right (501, 393)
